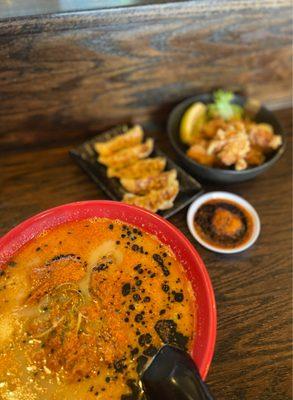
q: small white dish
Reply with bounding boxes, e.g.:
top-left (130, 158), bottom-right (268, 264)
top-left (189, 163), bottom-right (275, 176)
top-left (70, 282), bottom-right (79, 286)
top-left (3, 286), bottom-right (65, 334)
top-left (187, 191), bottom-right (261, 254)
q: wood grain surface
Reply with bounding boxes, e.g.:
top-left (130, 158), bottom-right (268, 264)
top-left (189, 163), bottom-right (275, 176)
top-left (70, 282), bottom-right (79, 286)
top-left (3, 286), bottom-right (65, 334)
top-left (0, 107), bottom-right (292, 399)
top-left (0, 0), bottom-right (292, 150)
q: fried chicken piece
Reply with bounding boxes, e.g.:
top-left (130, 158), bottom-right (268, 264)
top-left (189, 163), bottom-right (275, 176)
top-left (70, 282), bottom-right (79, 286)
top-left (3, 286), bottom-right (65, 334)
top-left (201, 118), bottom-right (227, 139)
top-left (207, 129), bottom-right (250, 171)
top-left (245, 146), bottom-right (265, 166)
top-left (98, 138), bottom-right (154, 169)
top-left (187, 143), bottom-right (215, 166)
top-left (123, 180), bottom-right (179, 212)
top-left (107, 157), bottom-right (166, 179)
top-left (94, 125), bottom-right (143, 156)
top-left (120, 169), bottom-right (177, 195)
top-left (235, 158), bottom-right (248, 171)
top-left (249, 123), bottom-right (282, 151)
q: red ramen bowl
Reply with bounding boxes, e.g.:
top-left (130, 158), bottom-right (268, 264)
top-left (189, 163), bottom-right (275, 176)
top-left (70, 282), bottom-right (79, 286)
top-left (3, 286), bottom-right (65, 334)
top-left (0, 200), bottom-right (216, 379)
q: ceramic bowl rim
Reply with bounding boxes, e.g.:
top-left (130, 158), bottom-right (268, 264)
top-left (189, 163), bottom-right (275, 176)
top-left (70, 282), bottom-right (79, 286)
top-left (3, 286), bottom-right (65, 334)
top-left (0, 200), bottom-right (217, 380)
top-left (187, 191), bottom-right (261, 254)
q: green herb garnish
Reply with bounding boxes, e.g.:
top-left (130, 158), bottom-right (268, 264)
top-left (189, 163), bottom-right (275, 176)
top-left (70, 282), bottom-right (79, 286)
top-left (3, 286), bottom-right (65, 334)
top-left (208, 90), bottom-right (243, 120)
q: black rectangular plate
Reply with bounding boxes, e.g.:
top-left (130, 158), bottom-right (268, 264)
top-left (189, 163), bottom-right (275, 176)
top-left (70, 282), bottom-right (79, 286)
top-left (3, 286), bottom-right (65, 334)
top-left (70, 125), bottom-right (203, 219)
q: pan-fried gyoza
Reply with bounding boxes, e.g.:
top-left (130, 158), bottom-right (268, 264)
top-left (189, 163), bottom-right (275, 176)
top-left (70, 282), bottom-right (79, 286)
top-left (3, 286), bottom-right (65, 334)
top-left (107, 157), bottom-right (166, 179)
top-left (94, 126), bottom-right (180, 212)
top-left (99, 138), bottom-right (154, 169)
top-left (120, 170), bottom-right (177, 195)
top-left (123, 180), bottom-right (179, 212)
top-left (94, 125), bottom-right (143, 157)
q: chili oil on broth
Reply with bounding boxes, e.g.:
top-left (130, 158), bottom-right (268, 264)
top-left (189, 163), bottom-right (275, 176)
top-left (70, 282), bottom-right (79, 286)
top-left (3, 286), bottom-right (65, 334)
top-left (0, 218), bottom-right (196, 400)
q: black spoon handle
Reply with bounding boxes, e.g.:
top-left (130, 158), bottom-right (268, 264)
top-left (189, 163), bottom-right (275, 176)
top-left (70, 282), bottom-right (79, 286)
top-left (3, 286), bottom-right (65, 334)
top-left (142, 345), bottom-right (215, 400)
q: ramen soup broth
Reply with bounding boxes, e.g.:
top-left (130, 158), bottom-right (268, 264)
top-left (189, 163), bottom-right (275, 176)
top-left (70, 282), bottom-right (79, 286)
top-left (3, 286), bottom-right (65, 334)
top-left (0, 218), bottom-right (196, 400)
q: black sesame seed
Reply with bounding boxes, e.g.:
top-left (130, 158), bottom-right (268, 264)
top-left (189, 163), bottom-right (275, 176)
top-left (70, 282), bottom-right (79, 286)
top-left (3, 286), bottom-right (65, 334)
top-left (116, 240), bottom-right (120, 245)
top-left (174, 292), bottom-right (184, 302)
top-left (143, 296), bottom-right (151, 303)
top-left (138, 335), bottom-right (145, 346)
top-left (132, 244), bottom-right (139, 252)
top-left (94, 263), bottom-right (108, 272)
top-left (135, 314), bottom-right (143, 323)
top-left (122, 283), bottom-right (131, 296)
top-left (130, 347), bottom-right (139, 357)
top-left (138, 333), bottom-right (152, 346)
top-left (114, 359), bottom-right (126, 373)
top-left (133, 294), bottom-right (141, 302)
top-left (7, 261), bottom-right (16, 267)
top-left (135, 280), bottom-right (142, 286)
top-left (109, 224), bottom-right (114, 230)
top-left (162, 284), bottom-right (170, 293)
top-left (105, 377), bottom-right (110, 383)
top-left (153, 253), bottom-right (163, 263)
top-left (159, 309), bottom-right (166, 315)
top-left (155, 319), bottom-right (189, 351)
top-left (145, 333), bottom-right (152, 343)
top-left (152, 254), bottom-right (170, 276)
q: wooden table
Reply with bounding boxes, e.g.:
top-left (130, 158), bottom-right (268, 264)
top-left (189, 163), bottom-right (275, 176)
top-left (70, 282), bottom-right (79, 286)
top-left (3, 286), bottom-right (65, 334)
top-left (1, 108), bottom-right (292, 399)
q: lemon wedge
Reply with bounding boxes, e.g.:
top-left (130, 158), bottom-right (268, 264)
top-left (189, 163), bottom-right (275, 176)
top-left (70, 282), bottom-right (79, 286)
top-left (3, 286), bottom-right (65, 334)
top-left (180, 102), bottom-right (207, 145)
